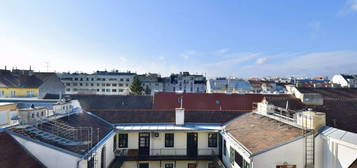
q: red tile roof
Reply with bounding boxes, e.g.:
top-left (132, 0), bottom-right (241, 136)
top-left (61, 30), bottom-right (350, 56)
top-left (153, 92), bottom-right (288, 111)
top-left (0, 132), bottom-right (44, 168)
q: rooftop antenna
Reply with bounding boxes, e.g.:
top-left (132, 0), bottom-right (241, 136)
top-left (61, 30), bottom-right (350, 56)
top-left (45, 62), bottom-right (49, 72)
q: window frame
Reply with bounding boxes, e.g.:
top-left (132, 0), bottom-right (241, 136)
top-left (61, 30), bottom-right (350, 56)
top-left (208, 132), bottom-right (218, 147)
top-left (165, 133), bottom-right (174, 148)
top-left (118, 134), bottom-right (128, 148)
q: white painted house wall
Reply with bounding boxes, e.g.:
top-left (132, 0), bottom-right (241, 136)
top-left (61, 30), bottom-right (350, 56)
top-left (331, 75), bottom-right (349, 87)
top-left (315, 134), bottom-right (357, 168)
top-left (119, 131), bottom-right (218, 156)
top-left (252, 137), bottom-right (306, 168)
top-left (12, 132), bottom-right (116, 168)
top-left (12, 135), bottom-right (81, 168)
top-left (221, 132), bottom-right (306, 168)
top-left (121, 160), bottom-right (212, 168)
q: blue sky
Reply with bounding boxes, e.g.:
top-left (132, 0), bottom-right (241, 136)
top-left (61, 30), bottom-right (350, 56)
top-left (0, 0), bottom-right (357, 78)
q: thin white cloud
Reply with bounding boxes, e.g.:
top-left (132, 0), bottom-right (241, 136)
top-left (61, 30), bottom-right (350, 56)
top-left (239, 51), bottom-right (357, 77)
top-left (215, 48), bottom-right (230, 55)
top-left (180, 50), bottom-right (200, 60)
top-left (255, 57), bottom-right (267, 64)
top-left (338, 0), bottom-right (357, 16)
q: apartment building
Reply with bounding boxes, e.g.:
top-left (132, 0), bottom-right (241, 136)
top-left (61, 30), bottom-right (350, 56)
top-left (0, 103), bottom-right (18, 127)
top-left (331, 74), bottom-right (357, 88)
top-left (137, 73), bottom-right (164, 95)
top-left (206, 78), bottom-right (252, 94)
top-left (91, 108), bottom-right (246, 168)
top-left (58, 70), bottom-right (136, 95)
top-left (0, 69), bottom-right (65, 98)
top-left (163, 72), bottom-right (206, 93)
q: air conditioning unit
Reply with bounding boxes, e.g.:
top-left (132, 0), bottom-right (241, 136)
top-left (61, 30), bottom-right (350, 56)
top-left (152, 132), bottom-right (160, 138)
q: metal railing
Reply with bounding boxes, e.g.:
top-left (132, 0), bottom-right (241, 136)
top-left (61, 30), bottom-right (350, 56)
top-left (115, 148), bottom-right (219, 157)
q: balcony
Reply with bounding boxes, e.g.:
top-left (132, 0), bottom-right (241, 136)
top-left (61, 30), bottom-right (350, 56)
top-left (115, 148), bottom-right (218, 161)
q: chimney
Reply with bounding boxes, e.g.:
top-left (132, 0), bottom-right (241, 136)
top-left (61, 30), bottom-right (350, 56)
top-left (175, 108), bottom-right (185, 125)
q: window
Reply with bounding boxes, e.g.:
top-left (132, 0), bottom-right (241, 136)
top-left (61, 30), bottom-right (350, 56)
top-left (208, 163), bottom-right (215, 168)
top-left (119, 83), bottom-right (123, 87)
top-left (165, 163), bottom-right (174, 168)
top-left (113, 135), bottom-right (117, 151)
top-left (230, 147), bottom-right (235, 164)
top-left (165, 133), bottom-right (174, 147)
top-left (31, 113), bottom-right (35, 118)
top-left (235, 150), bottom-right (243, 166)
top-left (10, 90), bottom-right (16, 97)
top-left (66, 88), bottom-right (71, 92)
top-left (223, 140), bottom-right (226, 156)
top-left (139, 163), bottom-right (149, 168)
top-left (112, 89), bottom-right (117, 92)
top-left (188, 163), bottom-right (197, 168)
top-left (101, 146), bottom-right (106, 168)
top-left (87, 157), bottom-right (94, 168)
top-left (112, 83), bottom-right (117, 87)
top-left (118, 134), bottom-right (128, 148)
top-left (208, 133), bottom-right (217, 147)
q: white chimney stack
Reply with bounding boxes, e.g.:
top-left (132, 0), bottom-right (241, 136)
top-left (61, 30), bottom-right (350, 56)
top-left (175, 108), bottom-right (185, 125)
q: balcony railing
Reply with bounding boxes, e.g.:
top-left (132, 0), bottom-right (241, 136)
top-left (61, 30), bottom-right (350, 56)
top-left (115, 148), bottom-right (218, 161)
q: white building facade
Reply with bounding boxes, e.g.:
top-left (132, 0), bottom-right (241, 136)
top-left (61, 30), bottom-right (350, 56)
top-left (58, 71), bottom-right (136, 95)
top-left (163, 72), bottom-right (206, 93)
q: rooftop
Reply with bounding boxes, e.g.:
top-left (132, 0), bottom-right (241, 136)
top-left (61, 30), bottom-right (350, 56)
top-left (8, 112), bottom-right (112, 155)
top-left (0, 131), bottom-right (44, 168)
top-left (153, 92), bottom-right (288, 111)
top-left (297, 87), bottom-right (357, 99)
top-left (90, 109), bottom-right (247, 124)
top-left (225, 113), bottom-right (304, 154)
top-left (70, 95), bottom-right (153, 111)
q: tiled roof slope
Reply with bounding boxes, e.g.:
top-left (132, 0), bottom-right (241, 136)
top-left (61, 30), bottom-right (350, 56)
top-left (153, 92), bottom-right (288, 111)
top-left (0, 132), bottom-right (44, 168)
top-left (71, 95), bottom-right (153, 110)
top-left (0, 70), bottom-right (43, 88)
top-left (297, 87), bottom-right (357, 99)
top-left (90, 109), bottom-right (247, 124)
top-left (9, 112), bottom-right (112, 155)
top-left (266, 96), bottom-right (357, 134)
top-left (225, 113), bottom-right (304, 154)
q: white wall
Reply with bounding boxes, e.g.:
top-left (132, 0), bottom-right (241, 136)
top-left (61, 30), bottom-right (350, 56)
top-left (12, 135), bottom-right (81, 168)
top-left (12, 132), bottom-right (116, 168)
top-left (331, 75), bottom-right (349, 87)
top-left (121, 160), bottom-right (212, 168)
top-left (252, 138), bottom-right (305, 168)
top-left (315, 134), bottom-right (357, 168)
top-left (119, 131), bottom-right (218, 156)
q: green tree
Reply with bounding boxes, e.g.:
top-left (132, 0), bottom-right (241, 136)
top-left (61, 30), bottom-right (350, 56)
top-left (130, 76), bottom-right (144, 95)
